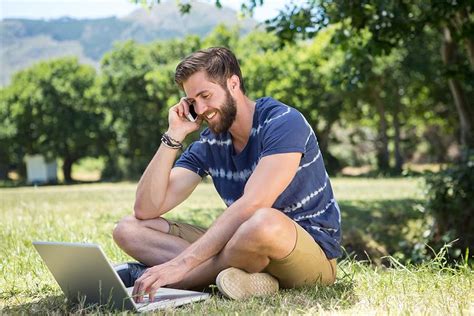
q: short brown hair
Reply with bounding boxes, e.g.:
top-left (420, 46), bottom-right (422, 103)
top-left (175, 47), bottom-right (246, 94)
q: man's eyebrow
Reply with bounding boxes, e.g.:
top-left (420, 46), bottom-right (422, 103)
top-left (188, 90), bottom-right (209, 100)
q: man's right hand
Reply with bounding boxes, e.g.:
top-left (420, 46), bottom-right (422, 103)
top-left (166, 98), bottom-right (202, 142)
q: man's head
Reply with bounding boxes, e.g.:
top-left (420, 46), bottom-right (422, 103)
top-left (175, 47), bottom-right (244, 135)
top-left (175, 47), bottom-right (246, 94)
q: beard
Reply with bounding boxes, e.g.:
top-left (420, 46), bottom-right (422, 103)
top-left (207, 89), bottom-right (237, 135)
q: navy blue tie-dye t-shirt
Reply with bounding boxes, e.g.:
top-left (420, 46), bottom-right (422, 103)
top-left (175, 97), bottom-right (342, 259)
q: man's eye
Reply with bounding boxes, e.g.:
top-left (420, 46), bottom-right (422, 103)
top-left (202, 94), bottom-right (210, 99)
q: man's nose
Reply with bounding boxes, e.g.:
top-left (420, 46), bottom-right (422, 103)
top-left (193, 101), bottom-right (208, 116)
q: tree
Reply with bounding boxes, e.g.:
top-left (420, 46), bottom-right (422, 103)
top-left (261, 0), bottom-right (473, 153)
top-left (202, 24), bottom-right (240, 50)
top-left (255, 0), bottom-right (473, 255)
top-left (0, 89), bottom-right (17, 180)
top-left (242, 28), bottom-right (348, 173)
top-left (158, 0), bottom-right (471, 167)
top-left (97, 38), bottom-right (200, 177)
top-left (3, 57), bottom-right (106, 182)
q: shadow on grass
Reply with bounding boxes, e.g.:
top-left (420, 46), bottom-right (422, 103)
top-left (0, 173), bottom-right (214, 188)
top-left (1, 295), bottom-right (69, 314)
top-left (0, 178), bottom-right (113, 189)
top-left (176, 278), bottom-right (357, 314)
top-left (280, 277), bottom-right (356, 310)
top-left (1, 283), bottom-right (357, 314)
top-left (213, 278), bottom-right (356, 313)
top-left (339, 198), bottom-right (426, 264)
top-left (1, 294), bottom-right (134, 314)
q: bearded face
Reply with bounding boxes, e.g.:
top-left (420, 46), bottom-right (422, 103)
top-left (206, 88), bottom-right (237, 135)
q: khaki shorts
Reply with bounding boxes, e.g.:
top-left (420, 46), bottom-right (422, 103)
top-left (164, 219), bottom-right (336, 288)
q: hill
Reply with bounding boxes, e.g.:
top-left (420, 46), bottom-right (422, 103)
top-left (0, 1), bottom-right (257, 86)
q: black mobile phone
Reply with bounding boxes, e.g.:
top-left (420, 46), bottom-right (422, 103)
top-left (186, 101), bottom-right (198, 122)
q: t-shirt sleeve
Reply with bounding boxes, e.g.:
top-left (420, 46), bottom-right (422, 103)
top-left (174, 141), bottom-right (209, 177)
top-left (260, 107), bottom-right (311, 158)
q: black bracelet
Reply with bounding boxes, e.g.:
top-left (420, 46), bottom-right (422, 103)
top-left (163, 133), bottom-right (182, 147)
top-left (161, 136), bottom-right (181, 149)
top-left (164, 133), bottom-right (182, 145)
top-left (161, 133), bottom-right (183, 149)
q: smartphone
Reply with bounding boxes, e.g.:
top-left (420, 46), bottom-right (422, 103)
top-left (186, 100), bottom-right (198, 122)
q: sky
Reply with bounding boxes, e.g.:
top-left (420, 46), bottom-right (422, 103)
top-left (0, 0), bottom-right (294, 22)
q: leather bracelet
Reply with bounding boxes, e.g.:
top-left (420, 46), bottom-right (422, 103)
top-left (161, 140), bottom-right (180, 150)
top-left (161, 133), bottom-right (183, 149)
top-left (164, 133), bottom-right (182, 146)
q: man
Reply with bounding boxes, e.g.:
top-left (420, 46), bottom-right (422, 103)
top-left (113, 47), bottom-right (342, 302)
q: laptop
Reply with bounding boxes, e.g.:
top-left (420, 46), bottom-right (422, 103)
top-left (33, 241), bottom-right (210, 312)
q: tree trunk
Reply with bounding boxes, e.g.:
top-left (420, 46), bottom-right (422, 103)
top-left (393, 100), bottom-right (403, 174)
top-left (318, 126), bottom-right (330, 155)
top-left (372, 90), bottom-right (390, 171)
top-left (456, 9), bottom-right (474, 69)
top-left (0, 146), bottom-right (10, 180)
top-left (464, 38), bottom-right (474, 69)
top-left (0, 164), bottom-right (8, 180)
top-left (317, 120), bottom-right (341, 174)
top-left (62, 157), bottom-right (74, 183)
top-left (447, 79), bottom-right (473, 149)
top-left (441, 26), bottom-right (474, 150)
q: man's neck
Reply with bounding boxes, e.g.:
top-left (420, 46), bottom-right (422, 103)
top-left (229, 96), bottom-right (256, 154)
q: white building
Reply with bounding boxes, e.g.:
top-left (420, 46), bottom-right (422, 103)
top-left (24, 155), bottom-right (57, 184)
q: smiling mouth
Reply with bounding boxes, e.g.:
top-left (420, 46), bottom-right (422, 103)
top-left (205, 111), bottom-right (217, 120)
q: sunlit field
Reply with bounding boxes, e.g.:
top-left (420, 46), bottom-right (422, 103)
top-left (1, 178), bottom-right (472, 314)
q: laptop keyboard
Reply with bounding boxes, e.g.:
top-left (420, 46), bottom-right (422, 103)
top-left (126, 287), bottom-right (171, 305)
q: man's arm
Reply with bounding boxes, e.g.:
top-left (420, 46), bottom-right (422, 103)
top-left (134, 98), bottom-right (203, 220)
top-left (133, 152), bottom-right (302, 301)
top-left (134, 150), bottom-right (201, 219)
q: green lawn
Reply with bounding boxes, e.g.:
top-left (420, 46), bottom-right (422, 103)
top-left (1, 178), bottom-right (472, 314)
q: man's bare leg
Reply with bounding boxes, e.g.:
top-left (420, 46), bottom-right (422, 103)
top-left (113, 215), bottom-right (189, 266)
top-left (172, 208), bottom-right (297, 290)
top-left (113, 208), bottom-right (297, 290)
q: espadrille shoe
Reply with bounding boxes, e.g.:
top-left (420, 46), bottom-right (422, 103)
top-left (216, 267), bottom-right (279, 300)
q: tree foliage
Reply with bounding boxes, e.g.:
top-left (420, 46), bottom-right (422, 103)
top-left (2, 3), bottom-right (470, 184)
top-left (424, 160), bottom-right (474, 259)
top-left (96, 38), bottom-right (201, 177)
top-left (3, 57), bottom-right (107, 182)
top-left (257, 0), bottom-right (473, 151)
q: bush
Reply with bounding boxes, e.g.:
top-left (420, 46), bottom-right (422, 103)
top-left (424, 156), bottom-right (474, 261)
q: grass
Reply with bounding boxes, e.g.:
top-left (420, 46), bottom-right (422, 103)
top-left (0, 177), bottom-right (473, 314)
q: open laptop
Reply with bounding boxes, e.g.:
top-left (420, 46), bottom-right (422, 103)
top-left (33, 241), bottom-right (209, 312)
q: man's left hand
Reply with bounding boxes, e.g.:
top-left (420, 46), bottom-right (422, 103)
top-left (131, 260), bottom-right (188, 303)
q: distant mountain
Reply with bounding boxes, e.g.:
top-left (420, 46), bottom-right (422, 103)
top-left (0, 1), bottom-right (257, 86)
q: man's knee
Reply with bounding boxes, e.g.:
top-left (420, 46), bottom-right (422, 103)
top-left (229, 208), bottom-right (292, 250)
top-left (113, 215), bottom-right (170, 249)
top-left (222, 208), bottom-right (294, 272)
top-left (246, 208), bottom-right (291, 240)
top-left (113, 215), bottom-right (140, 249)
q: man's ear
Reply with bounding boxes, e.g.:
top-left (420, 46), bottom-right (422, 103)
top-left (227, 75), bottom-right (240, 93)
